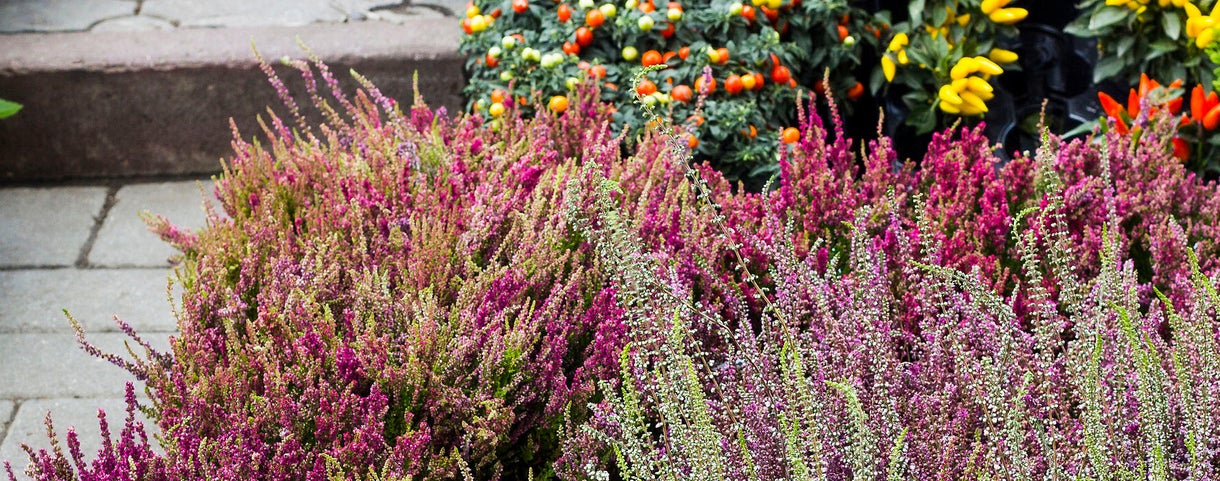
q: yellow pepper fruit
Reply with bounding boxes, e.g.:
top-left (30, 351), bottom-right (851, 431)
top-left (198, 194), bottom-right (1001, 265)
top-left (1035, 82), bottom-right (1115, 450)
top-left (1186, 1), bottom-right (1202, 18)
top-left (939, 85), bottom-right (963, 104)
top-left (882, 55), bottom-right (897, 82)
top-left (966, 76), bottom-right (993, 94)
top-left (959, 91), bottom-right (988, 112)
top-left (974, 56), bottom-right (1005, 75)
top-left (950, 57), bottom-right (978, 79)
top-left (897, 49), bottom-right (910, 65)
top-left (951, 78), bottom-right (970, 91)
top-left (888, 32), bottom-right (909, 51)
top-left (939, 100), bottom-right (962, 114)
top-left (1198, 27), bottom-right (1216, 47)
top-left (957, 13), bottom-right (972, 26)
top-left (989, 7), bottom-right (1028, 24)
top-left (957, 101), bottom-right (985, 115)
top-left (980, 0), bottom-right (1008, 14)
top-left (1188, 16), bottom-right (1214, 37)
top-left (988, 48), bottom-right (1019, 64)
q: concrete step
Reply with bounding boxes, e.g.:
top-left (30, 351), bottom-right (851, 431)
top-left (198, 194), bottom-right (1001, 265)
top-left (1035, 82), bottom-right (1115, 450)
top-left (0, 17), bottom-right (465, 182)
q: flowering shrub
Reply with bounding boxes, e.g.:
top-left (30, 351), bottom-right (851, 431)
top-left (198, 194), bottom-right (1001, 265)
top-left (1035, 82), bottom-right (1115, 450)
top-left (9, 60), bottom-right (639, 480)
top-left (565, 96), bottom-right (1220, 478)
top-left (876, 0), bottom-right (1024, 133)
top-left (457, 0), bottom-right (882, 180)
top-left (7, 64), bottom-right (1220, 479)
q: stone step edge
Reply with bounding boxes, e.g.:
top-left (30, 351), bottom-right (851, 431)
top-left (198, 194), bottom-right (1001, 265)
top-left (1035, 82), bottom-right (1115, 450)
top-left (0, 19), bottom-right (466, 183)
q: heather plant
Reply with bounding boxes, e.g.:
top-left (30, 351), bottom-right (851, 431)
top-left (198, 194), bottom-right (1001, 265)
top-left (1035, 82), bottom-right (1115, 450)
top-left (8, 58), bottom-right (641, 480)
top-left (565, 103), bottom-right (1220, 478)
top-left (9, 59), bottom-right (1220, 480)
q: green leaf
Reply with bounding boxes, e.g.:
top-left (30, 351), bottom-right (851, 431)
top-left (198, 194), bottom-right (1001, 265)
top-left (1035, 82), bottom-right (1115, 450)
top-left (1063, 21), bottom-right (1093, 37)
top-left (908, 105), bottom-right (937, 135)
top-left (1162, 11), bottom-right (1181, 40)
top-left (1116, 35), bottom-right (1136, 57)
top-left (908, 0), bottom-right (926, 26)
top-left (869, 67), bottom-right (885, 95)
top-left (0, 98), bottom-right (21, 119)
top-left (1062, 118), bottom-right (1100, 139)
top-left (1090, 7), bottom-right (1128, 30)
top-left (1094, 55), bottom-right (1123, 83)
top-left (931, 6), bottom-right (948, 27)
top-left (1148, 39), bottom-right (1179, 60)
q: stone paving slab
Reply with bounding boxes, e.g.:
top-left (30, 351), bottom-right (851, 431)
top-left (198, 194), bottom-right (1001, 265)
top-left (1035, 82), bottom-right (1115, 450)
top-left (0, 0), bottom-right (135, 34)
top-left (0, 187), bottom-right (106, 267)
top-left (0, 400), bottom-right (13, 449)
top-left (142, 0), bottom-right (348, 29)
top-left (0, 333), bottom-right (173, 400)
top-left (0, 269), bottom-right (180, 334)
top-left (90, 15), bottom-right (176, 33)
top-left (0, 398), bottom-right (155, 472)
top-left (90, 181), bottom-right (216, 268)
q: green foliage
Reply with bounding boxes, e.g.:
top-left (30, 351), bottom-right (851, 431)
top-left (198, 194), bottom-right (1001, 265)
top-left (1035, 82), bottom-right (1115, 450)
top-left (457, 0), bottom-right (880, 180)
top-left (1068, 0), bottom-right (1217, 86)
top-left (0, 98), bottom-right (22, 119)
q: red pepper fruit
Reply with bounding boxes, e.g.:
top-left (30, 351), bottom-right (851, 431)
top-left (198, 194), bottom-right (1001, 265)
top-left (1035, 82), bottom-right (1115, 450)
top-left (1139, 73), bottom-right (1152, 97)
top-left (1191, 85), bottom-right (1205, 121)
top-left (1098, 92), bottom-right (1124, 121)
top-left (1167, 97), bottom-right (1183, 115)
top-left (1172, 137), bottom-right (1190, 160)
top-left (1204, 104), bottom-right (1220, 130)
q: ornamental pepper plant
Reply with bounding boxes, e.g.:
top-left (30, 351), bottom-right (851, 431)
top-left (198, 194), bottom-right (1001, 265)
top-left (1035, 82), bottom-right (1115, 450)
top-left (875, 0), bottom-right (1025, 134)
top-left (1067, 0), bottom-right (1219, 86)
top-left (457, 0), bottom-right (881, 181)
top-left (1095, 73), bottom-right (1220, 177)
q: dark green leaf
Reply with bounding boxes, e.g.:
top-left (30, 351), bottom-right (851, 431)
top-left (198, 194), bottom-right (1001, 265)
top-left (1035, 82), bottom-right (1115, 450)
top-left (906, 47), bottom-right (935, 70)
top-left (1093, 55), bottom-right (1123, 83)
top-left (1062, 118), bottom-right (1100, 139)
top-left (908, 0), bottom-right (926, 25)
top-left (1089, 7), bottom-right (1128, 30)
top-left (1162, 11), bottom-right (1181, 40)
top-left (1168, 63), bottom-right (1187, 81)
top-left (908, 106), bottom-right (936, 134)
top-left (0, 98), bottom-right (21, 119)
top-left (931, 6), bottom-right (948, 27)
top-left (1063, 21), bottom-right (1093, 37)
top-left (1116, 35), bottom-right (1136, 57)
top-left (869, 67), bottom-right (885, 94)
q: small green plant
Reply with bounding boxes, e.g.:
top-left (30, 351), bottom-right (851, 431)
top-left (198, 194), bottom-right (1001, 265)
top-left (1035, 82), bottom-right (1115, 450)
top-left (0, 98), bottom-right (22, 119)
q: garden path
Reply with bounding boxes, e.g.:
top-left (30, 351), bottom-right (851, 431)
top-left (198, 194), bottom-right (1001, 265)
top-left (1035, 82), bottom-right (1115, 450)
top-left (0, 179), bottom-right (216, 468)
